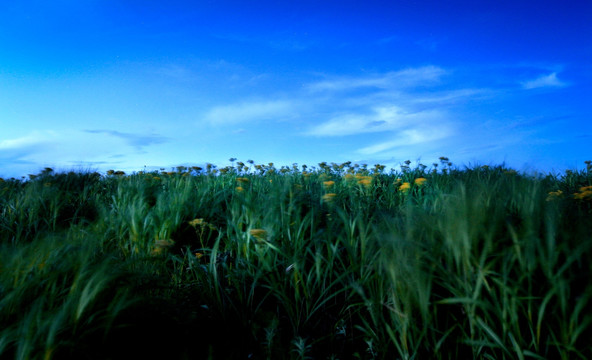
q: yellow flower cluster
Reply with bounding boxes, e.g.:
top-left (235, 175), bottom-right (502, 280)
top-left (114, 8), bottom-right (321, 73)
top-left (546, 190), bottom-right (563, 202)
top-left (322, 193), bottom-right (337, 203)
top-left (249, 229), bottom-right (268, 242)
top-left (574, 186), bottom-right (592, 200)
top-left (399, 182), bottom-right (411, 193)
top-left (355, 174), bottom-right (373, 188)
top-left (323, 180), bottom-right (335, 188)
top-left (414, 177), bottom-right (427, 186)
top-left (188, 218), bottom-right (205, 227)
top-left (151, 239), bottom-right (175, 256)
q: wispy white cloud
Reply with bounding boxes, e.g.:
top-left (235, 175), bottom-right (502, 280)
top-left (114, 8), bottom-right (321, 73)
top-left (307, 66), bottom-right (446, 92)
top-left (358, 125), bottom-right (453, 155)
top-left (305, 106), bottom-right (444, 137)
top-left (522, 72), bottom-right (567, 89)
top-left (84, 130), bottom-right (169, 149)
top-left (203, 100), bottom-right (295, 125)
top-left (0, 129), bottom-right (170, 178)
top-left (298, 67), bottom-right (474, 158)
top-left (0, 131), bottom-right (55, 152)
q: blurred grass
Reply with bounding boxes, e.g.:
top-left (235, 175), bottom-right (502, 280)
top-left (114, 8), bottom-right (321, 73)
top-left (0, 160), bottom-right (591, 359)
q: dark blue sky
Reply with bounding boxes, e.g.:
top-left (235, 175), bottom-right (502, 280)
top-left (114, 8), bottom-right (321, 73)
top-left (1, 1), bottom-right (591, 177)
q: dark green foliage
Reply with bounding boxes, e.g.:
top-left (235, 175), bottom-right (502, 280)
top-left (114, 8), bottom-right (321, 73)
top-left (0, 161), bottom-right (591, 359)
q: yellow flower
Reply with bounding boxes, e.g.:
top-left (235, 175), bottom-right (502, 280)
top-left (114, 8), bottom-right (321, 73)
top-left (344, 174), bottom-right (355, 181)
top-left (236, 186), bottom-right (244, 192)
top-left (151, 239), bottom-right (175, 256)
top-left (322, 193), bottom-right (337, 203)
top-left (237, 177), bottom-right (250, 183)
top-left (414, 177), bottom-right (427, 186)
top-left (249, 229), bottom-right (268, 242)
top-left (399, 182), bottom-right (411, 193)
top-left (546, 190), bottom-right (563, 201)
top-left (188, 218), bottom-right (205, 227)
top-left (323, 180), bottom-right (335, 188)
top-left (574, 190), bottom-right (592, 200)
top-left (357, 176), bottom-right (372, 187)
top-left (195, 252), bottom-right (204, 259)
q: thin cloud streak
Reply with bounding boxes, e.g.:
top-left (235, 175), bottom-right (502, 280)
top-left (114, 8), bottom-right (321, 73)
top-left (203, 100), bottom-right (295, 125)
top-left (306, 66), bottom-right (446, 92)
top-left (522, 72), bottom-right (567, 89)
top-left (305, 106), bottom-right (445, 137)
top-left (357, 126), bottom-right (453, 155)
top-left (84, 130), bottom-right (169, 149)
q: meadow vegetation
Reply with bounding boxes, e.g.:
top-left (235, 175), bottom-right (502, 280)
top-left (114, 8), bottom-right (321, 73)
top-left (0, 158), bottom-right (591, 359)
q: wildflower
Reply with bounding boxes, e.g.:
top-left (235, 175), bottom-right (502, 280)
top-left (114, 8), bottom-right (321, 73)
top-left (237, 177), bottom-right (250, 183)
top-left (153, 176), bottom-right (161, 181)
top-left (574, 186), bottom-right (592, 200)
top-left (414, 177), bottom-right (427, 186)
top-left (322, 193), bottom-right (337, 203)
top-left (154, 239), bottom-right (175, 248)
top-left (188, 218), bottom-right (205, 227)
top-left (114, 171), bottom-right (126, 176)
top-left (394, 178), bottom-right (402, 185)
top-left (236, 186), bottom-right (244, 192)
top-left (546, 190), bottom-right (563, 201)
top-left (399, 182), bottom-right (411, 194)
top-left (249, 229), bottom-right (268, 242)
top-left (323, 180), bottom-right (335, 188)
top-left (344, 174), bottom-right (355, 181)
top-left (357, 176), bottom-right (372, 187)
top-left (151, 239), bottom-right (175, 256)
top-left (195, 252), bottom-right (204, 259)
top-left (107, 170), bottom-right (115, 175)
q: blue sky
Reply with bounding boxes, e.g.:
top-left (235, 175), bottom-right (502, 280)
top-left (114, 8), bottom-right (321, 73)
top-left (1, 0), bottom-right (591, 178)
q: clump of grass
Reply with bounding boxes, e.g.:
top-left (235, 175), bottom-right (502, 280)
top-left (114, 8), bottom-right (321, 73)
top-left (0, 159), bottom-right (591, 358)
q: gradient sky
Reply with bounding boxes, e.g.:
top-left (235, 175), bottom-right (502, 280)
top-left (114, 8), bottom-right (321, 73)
top-left (1, 0), bottom-right (591, 178)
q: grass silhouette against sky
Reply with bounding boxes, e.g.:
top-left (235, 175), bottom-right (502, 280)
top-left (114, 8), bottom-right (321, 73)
top-left (1, 0), bottom-right (590, 178)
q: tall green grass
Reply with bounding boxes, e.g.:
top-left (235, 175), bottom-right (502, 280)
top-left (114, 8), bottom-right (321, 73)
top-left (0, 161), bottom-right (590, 359)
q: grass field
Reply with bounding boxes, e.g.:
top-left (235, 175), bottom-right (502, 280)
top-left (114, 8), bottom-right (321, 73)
top-left (1, 159), bottom-right (591, 359)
